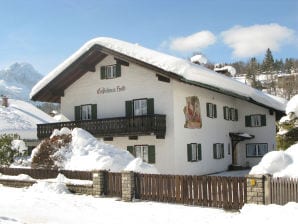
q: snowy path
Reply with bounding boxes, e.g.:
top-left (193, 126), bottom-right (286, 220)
top-left (0, 185), bottom-right (298, 224)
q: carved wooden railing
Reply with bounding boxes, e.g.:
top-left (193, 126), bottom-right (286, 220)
top-left (37, 114), bottom-right (166, 139)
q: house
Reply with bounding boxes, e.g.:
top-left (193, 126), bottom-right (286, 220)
top-left (0, 96), bottom-right (56, 154)
top-left (30, 37), bottom-right (286, 175)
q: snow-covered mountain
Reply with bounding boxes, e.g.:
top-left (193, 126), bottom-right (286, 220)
top-left (0, 63), bottom-right (43, 101)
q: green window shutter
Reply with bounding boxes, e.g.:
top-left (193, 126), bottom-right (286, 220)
top-left (125, 101), bottom-right (133, 117)
top-left (245, 115), bottom-right (251, 127)
top-left (206, 103), bottom-right (210, 117)
top-left (223, 107), bottom-right (228, 120)
top-left (75, 106), bottom-right (81, 121)
top-left (127, 146), bottom-right (134, 156)
top-left (213, 104), bottom-right (217, 118)
top-left (213, 144), bottom-right (217, 159)
top-left (115, 63), bottom-right (121, 77)
top-left (148, 145), bottom-right (155, 164)
top-left (147, 98), bottom-right (154, 115)
top-left (91, 104), bottom-right (97, 120)
top-left (197, 144), bottom-right (202, 160)
top-left (100, 66), bottom-right (106, 79)
top-left (221, 144), bottom-right (224, 158)
top-left (235, 109), bottom-right (238, 121)
top-left (261, 115), bottom-right (266, 126)
top-left (187, 144), bottom-right (192, 162)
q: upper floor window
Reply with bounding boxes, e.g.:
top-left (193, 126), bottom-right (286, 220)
top-left (206, 103), bottom-right (217, 118)
top-left (213, 143), bottom-right (224, 159)
top-left (223, 106), bottom-right (238, 121)
top-left (74, 104), bottom-right (97, 121)
top-left (245, 114), bottom-right (266, 127)
top-left (100, 63), bottom-right (121, 79)
top-left (126, 98), bottom-right (154, 117)
top-left (246, 143), bottom-right (268, 157)
top-left (187, 143), bottom-right (202, 162)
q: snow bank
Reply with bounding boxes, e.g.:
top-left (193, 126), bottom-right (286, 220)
top-left (124, 158), bottom-right (159, 174)
top-left (250, 143), bottom-right (298, 178)
top-left (0, 173), bottom-right (35, 181)
top-left (27, 181), bottom-right (70, 194)
top-left (32, 127), bottom-right (159, 174)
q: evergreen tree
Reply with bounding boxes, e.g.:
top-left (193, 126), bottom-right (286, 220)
top-left (246, 57), bottom-right (262, 89)
top-left (262, 48), bottom-right (275, 73)
top-left (284, 58), bottom-right (294, 74)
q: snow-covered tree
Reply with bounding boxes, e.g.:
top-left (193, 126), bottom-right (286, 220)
top-left (276, 95), bottom-right (298, 150)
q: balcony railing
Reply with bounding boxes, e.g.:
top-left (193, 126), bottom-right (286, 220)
top-left (37, 114), bottom-right (166, 139)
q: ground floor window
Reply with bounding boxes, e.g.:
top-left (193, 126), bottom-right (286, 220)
top-left (187, 143), bottom-right (202, 162)
top-left (213, 143), bottom-right (224, 159)
top-left (246, 143), bottom-right (268, 157)
top-left (127, 145), bottom-right (155, 164)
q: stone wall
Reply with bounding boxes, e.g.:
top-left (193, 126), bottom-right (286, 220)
top-left (246, 174), bottom-right (265, 204)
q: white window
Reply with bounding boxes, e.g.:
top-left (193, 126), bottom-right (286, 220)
top-left (251, 115), bottom-right (261, 127)
top-left (213, 143), bottom-right (224, 159)
top-left (187, 143), bottom-right (202, 162)
top-left (105, 64), bottom-right (117, 79)
top-left (135, 145), bottom-right (149, 163)
top-left (133, 99), bottom-right (147, 116)
top-left (246, 143), bottom-right (268, 157)
top-left (206, 103), bottom-right (217, 118)
top-left (81, 105), bottom-right (92, 120)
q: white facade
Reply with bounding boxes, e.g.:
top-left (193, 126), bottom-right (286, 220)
top-left (58, 54), bottom-right (277, 175)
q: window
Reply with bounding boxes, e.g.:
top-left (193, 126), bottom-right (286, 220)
top-left (127, 145), bottom-right (155, 164)
top-left (213, 143), bottom-right (224, 159)
top-left (206, 103), bottom-right (217, 118)
top-left (223, 106), bottom-right (238, 121)
top-left (246, 143), bottom-right (268, 157)
top-left (100, 63), bottom-right (121, 79)
top-left (74, 104), bottom-right (97, 121)
top-left (187, 143), bottom-right (202, 162)
top-left (134, 99), bottom-right (148, 116)
top-left (245, 114), bottom-right (266, 127)
top-left (125, 98), bottom-right (154, 117)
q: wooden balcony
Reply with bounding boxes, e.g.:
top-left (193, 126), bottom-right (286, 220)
top-left (37, 114), bottom-right (166, 139)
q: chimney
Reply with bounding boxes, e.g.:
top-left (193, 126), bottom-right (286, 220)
top-left (2, 96), bottom-right (8, 107)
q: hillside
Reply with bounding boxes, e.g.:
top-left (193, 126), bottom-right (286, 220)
top-left (0, 63), bottom-right (43, 101)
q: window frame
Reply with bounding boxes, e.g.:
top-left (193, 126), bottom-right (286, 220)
top-left (206, 103), bottom-right (217, 118)
top-left (245, 114), bottom-right (266, 127)
top-left (246, 143), bottom-right (268, 157)
top-left (213, 143), bottom-right (224, 159)
top-left (127, 145), bottom-right (156, 164)
top-left (187, 143), bottom-right (202, 162)
top-left (100, 63), bottom-right (121, 79)
top-left (133, 98), bottom-right (148, 116)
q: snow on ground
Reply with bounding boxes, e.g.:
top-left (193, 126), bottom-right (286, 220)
top-left (0, 184), bottom-right (297, 224)
top-left (0, 98), bottom-right (55, 139)
top-left (31, 127), bottom-right (159, 174)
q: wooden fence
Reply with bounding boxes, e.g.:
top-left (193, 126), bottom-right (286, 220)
top-left (268, 177), bottom-right (298, 205)
top-left (135, 174), bottom-right (246, 210)
top-left (104, 172), bottom-right (122, 197)
top-left (0, 167), bottom-right (92, 180)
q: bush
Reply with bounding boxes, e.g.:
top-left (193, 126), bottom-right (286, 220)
top-left (0, 134), bottom-right (21, 166)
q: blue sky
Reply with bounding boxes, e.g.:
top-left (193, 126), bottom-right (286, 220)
top-left (0, 0), bottom-right (297, 75)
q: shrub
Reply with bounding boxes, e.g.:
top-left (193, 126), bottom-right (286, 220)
top-left (0, 134), bottom-right (22, 166)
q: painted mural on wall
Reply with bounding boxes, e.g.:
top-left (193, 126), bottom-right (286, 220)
top-left (183, 96), bottom-right (202, 129)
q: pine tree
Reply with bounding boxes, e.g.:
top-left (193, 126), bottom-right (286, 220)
top-left (246, 57), bottom-right (262, 89)
top-left (262, 48), bottom-right (275, 73)
top-left (284, 58), bottom-right (294, 74)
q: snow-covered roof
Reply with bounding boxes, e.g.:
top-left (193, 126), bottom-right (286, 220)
top-left (30, 37), bottom-right (286, 112)
top-left (0, 98), bottom-right (55, 139)
top-left (214, 65), bottom-right (236, 76)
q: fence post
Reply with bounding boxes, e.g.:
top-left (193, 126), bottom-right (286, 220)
top-left (264, 174), bottom-right (272, 205)
top-left (122, 171), bottom-right (135, 202)
top-left (92, 170), bottom-right (105, 197)
top-left (246, 174), bottom-right (265, 204)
